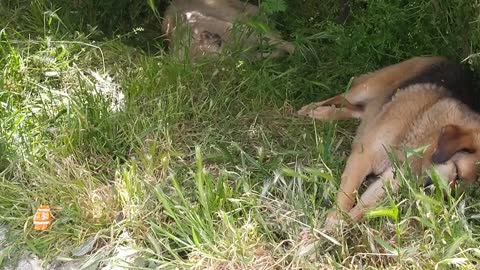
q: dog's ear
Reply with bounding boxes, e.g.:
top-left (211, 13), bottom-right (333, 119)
top-left (432, 125), bottom-right (474, 164)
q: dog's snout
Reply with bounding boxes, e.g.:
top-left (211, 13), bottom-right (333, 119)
top-left (423, 176), bottom-right (434, 193)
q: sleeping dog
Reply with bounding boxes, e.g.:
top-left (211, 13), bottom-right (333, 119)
top-left (298, 57), bottom-right (480, 230)
top-left (162, 0), bottom-right (295, 59)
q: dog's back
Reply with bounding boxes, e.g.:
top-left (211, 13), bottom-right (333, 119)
top-left (358, 58), bottom-right (479, 159)
top-left (394, 59), bottom-right (479, 113)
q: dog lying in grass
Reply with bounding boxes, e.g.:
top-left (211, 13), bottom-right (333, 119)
top-left (298, 56), bottom-right (480, 230)
top-left (162, 0), bottom-right (295, 59)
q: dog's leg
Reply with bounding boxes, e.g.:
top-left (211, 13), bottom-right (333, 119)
top-left (297, 74), bottom-right (382, 121)
top-left (267, 33), bottom-right (295, 52)
top-left (269, 39), bottom-right (295, 59)
top-left (424, 161), bottom-right (459, 195)
top-left (253, 33), bottom-right (295, 60)
top-left (298, 57), bottom-right (448, 121)
top-left (324, 150), bottom-right (373, 229)
top-left (297, 95), bottom-right (364, 120)
top-left (348, 168), bottom-right (399, 221)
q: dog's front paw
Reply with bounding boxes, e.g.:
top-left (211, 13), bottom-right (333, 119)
top-left (323, 210), bottom-right (343, 232)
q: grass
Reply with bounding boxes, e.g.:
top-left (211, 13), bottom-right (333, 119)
top-left (1, 0), bottom-right (480, 268)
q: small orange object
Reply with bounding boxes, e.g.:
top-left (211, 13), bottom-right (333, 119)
top-left (33, 205), bottom-right (53, 231)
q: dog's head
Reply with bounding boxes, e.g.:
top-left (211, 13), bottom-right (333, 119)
top-left (431, 124), bottom-right (480, 185)
top-left (195, 30), bottom-right (222, 53)
top-left (188, 29), bottom-right (223, 58)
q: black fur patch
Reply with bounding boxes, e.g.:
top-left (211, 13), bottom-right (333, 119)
top-left (395, 59), bottom-right (480, 113)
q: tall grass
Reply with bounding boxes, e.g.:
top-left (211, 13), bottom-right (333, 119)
top-left (1, 0), bottom-right (480, 268)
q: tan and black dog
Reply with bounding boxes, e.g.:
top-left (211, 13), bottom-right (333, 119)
top-left (298, 56), bottom-right (480, 230)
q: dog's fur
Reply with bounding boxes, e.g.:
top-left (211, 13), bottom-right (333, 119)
top-left (162, 0), bottom-right (295, 59)
top-left (298, 56), bottom-right (480, 230)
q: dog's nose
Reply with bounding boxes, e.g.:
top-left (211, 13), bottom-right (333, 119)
top-left (423, 176), bottom-right (434, 193)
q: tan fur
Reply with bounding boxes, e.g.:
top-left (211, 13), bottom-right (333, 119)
top-left (298, 57), bottom-right (480, 230)
top-left (162, 0), bottom-right (295, 59)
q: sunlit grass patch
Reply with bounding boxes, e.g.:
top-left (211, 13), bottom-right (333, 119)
top-left (1, 0), bottom-right (480, 268)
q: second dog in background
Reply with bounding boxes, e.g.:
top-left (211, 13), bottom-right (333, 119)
top-left (162, 0), bottom-right (295, 60)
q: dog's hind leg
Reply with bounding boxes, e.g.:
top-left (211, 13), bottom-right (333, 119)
top-left (297, 95), bottom-right (363, 120)
top-left (298, 57), bottom-right (448, 121)
top-left (297, 75), bottom-right (374, 120)
top-left (347, 168), bottom-right (399, 221)
top-left (297, 71), bottom-right (385, 121)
